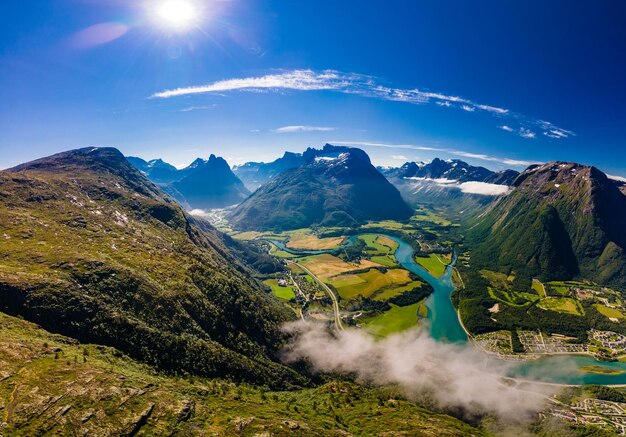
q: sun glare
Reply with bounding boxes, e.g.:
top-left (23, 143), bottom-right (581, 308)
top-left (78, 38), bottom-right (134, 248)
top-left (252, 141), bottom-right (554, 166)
top-left (156, 0), bottom-right (198, 30)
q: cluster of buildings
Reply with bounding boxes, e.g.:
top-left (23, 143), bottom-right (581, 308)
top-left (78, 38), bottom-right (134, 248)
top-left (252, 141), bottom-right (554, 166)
top-left (549, 399), bottom-right (626, 434)
top-left (590, 330), bottom-right (626, 356)
top-left (517, 331), bottom-right (589, 355)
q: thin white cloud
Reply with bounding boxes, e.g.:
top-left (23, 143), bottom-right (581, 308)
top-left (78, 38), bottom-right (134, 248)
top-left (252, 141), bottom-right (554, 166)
top-left (537, 120), bottom-right (575, 139)
top-left (498, 125), bottom-right (514, 132)
top-left (459, 181), bottom-right (511, 195)
top-left (405, 178), bottom-right (511, 195)
top-left (330, 140), bottom-right (537, 167)
top-left (391, 155), bottom-right (408, 161)
top-left (272, 125), bottom-right (337, 133)
top-left (178, 105), bottom-right (216, 112)
top-left (151, 69), bottom-right (572, 138)
top-left (519, 128), bottom-right (536, 139)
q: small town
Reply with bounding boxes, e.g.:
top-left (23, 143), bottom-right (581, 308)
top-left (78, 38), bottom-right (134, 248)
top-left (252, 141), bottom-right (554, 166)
top-left (548, 398), bottom-right (626, 435)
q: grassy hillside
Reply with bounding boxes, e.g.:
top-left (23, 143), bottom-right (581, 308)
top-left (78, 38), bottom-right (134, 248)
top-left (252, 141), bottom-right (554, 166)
top-left (0, 147), bottom-right (304, 388)
top-left (0, 312), bottom-right (485, 436)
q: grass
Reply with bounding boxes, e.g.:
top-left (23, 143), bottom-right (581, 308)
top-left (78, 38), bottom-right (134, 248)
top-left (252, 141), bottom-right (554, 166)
top-left (359, 234), bottom-right (398, 266)
top-left (415, 254), bottom-right (447, 277)
top-left (361, 220), bottom-right (408, 230)
top-left (594, 304), bottom-right (624, 320)
top-left (286, 233), bottom-right (345, 250)
top-left (538, 297), bottom-right (584, 316)
top-left (0, 311), bottom-right (485, 436)
top-left (532, 279), bottom-right (547, 298)
top-left (579, 365), bottom-right (626, 375)
top-left (231, 231), bottom-right (263, 241)
top-left (268, 242), bottom-right (296, 258)
top-left (299, 254), bottom-right (380, 279)
top-left (330, 268), bottom-right (417, 300)
top-left (363, 303), bottom-right (420, 336)
top-left (263, 279), bottom-right (296, 300)
top-left (410, 209), bottom-right (452, 226)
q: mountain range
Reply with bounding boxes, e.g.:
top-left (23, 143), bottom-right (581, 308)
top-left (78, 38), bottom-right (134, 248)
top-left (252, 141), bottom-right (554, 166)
top-left (468, 161), bottom-right (626, 289)
top-left (229, 144), bottom-right (413, 231)
top-left (128, 154), bottom-right (250, 209)
top-left (0, 147), bottom-right (304, 388)
top-left (233, 151), bottom-right (306, 191)
top-left (380, 157), bottom-right (519, 185)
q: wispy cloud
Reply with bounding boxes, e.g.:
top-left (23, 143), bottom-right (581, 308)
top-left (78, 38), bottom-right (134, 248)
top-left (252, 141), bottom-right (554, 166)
top-left (272, 125), bottom-right (337, 133)
top-left (151, 69), bottom-right (572, 138)
top-left (330, 140), bottom-right (537, 167)
top-left (177, 105), bottom-right (216, 112)
top-left (391, 155), bottom-right (408, 161)
top-left (519, 128), bottom-right (536, 139)
top-left (498, 125), bottom-right (514, 132)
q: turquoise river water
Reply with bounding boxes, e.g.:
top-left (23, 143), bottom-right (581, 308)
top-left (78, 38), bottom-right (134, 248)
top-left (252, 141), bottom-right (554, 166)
top-left (278, 233), bottom-right (626, 385)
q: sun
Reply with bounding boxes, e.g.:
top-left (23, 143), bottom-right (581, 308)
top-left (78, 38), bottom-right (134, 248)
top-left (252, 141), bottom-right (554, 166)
top-left (155, 0), bottom-right (198, 30)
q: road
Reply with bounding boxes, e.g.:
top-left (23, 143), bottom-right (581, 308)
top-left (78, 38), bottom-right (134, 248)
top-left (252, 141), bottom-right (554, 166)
top-left (289, 261), bottom-right (344, 331)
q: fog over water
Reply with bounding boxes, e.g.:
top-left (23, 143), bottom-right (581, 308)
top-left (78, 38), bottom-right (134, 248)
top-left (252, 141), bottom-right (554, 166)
top-left (283, 321), bottom-right (556, 421)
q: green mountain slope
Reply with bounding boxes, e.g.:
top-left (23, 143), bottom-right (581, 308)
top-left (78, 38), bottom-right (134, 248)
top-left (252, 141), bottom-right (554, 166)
top-left (0, 312), bottom-right (485, 436)
top-left (468, 162), bottom-right (626, 289)
top-left (229, 145), bottom-right (413, 231)
top-left (0, 147), bottom-right (304, 388)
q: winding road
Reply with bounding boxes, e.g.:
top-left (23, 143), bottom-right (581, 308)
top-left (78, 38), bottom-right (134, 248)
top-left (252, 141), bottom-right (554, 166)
top-left (289, 261), bottom-right (344, 331)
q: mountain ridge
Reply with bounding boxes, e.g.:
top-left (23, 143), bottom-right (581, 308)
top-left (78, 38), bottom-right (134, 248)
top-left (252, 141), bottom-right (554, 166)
top-left (468, 161), bottom-right (626, 289)
top-left (0, 146), bottom-right (305, 388)
top-left (229, 145), bottom-right (413, 231)
top-left (127, 153), bottom-right (250, 209)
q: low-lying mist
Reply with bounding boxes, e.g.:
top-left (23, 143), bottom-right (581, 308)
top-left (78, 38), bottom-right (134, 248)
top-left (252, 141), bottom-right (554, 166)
top-left (282, 321), bottom-right (556, 422)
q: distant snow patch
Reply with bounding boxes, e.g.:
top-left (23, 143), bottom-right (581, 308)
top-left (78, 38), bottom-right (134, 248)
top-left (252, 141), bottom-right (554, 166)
top-left (459, 182), bottom-right (510, 196)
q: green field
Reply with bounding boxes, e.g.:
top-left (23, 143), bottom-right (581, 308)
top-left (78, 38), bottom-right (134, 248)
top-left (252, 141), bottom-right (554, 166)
top-left (538, 297), bottom-right (584, 316)
top-left (362, 220), bottom-right (409, 230)
top-left (411, 209), bottom-right (452, 226)
top-left (415, 254), bottom-right (447, 277)
top-left (532, 279), bottom-right (547, 298)
top-left (363, 303), bottom-right (420, 336)
top-left (330, 268), bottom-right (419, 300)
top-left (263, 279), bottom-right (296, 300)
top-left (359, 234), bottom-right (398, 266)
top-left (595, 304), bottom-right (624, 320)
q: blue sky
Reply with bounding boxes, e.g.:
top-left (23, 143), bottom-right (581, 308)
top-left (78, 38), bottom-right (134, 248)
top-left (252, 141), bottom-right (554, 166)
top-left (1, 1), bottom-right (625, 178)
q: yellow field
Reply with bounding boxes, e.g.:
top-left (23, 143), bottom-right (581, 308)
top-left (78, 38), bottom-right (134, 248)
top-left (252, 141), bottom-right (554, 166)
top-left (286, 233), bottom-right (345, 250)
top-left (299, 254), bottom-right (381, 279)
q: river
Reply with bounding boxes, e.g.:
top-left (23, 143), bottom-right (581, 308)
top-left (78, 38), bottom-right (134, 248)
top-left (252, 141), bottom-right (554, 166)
top-left (275, 233), bottom-right (626, 385)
